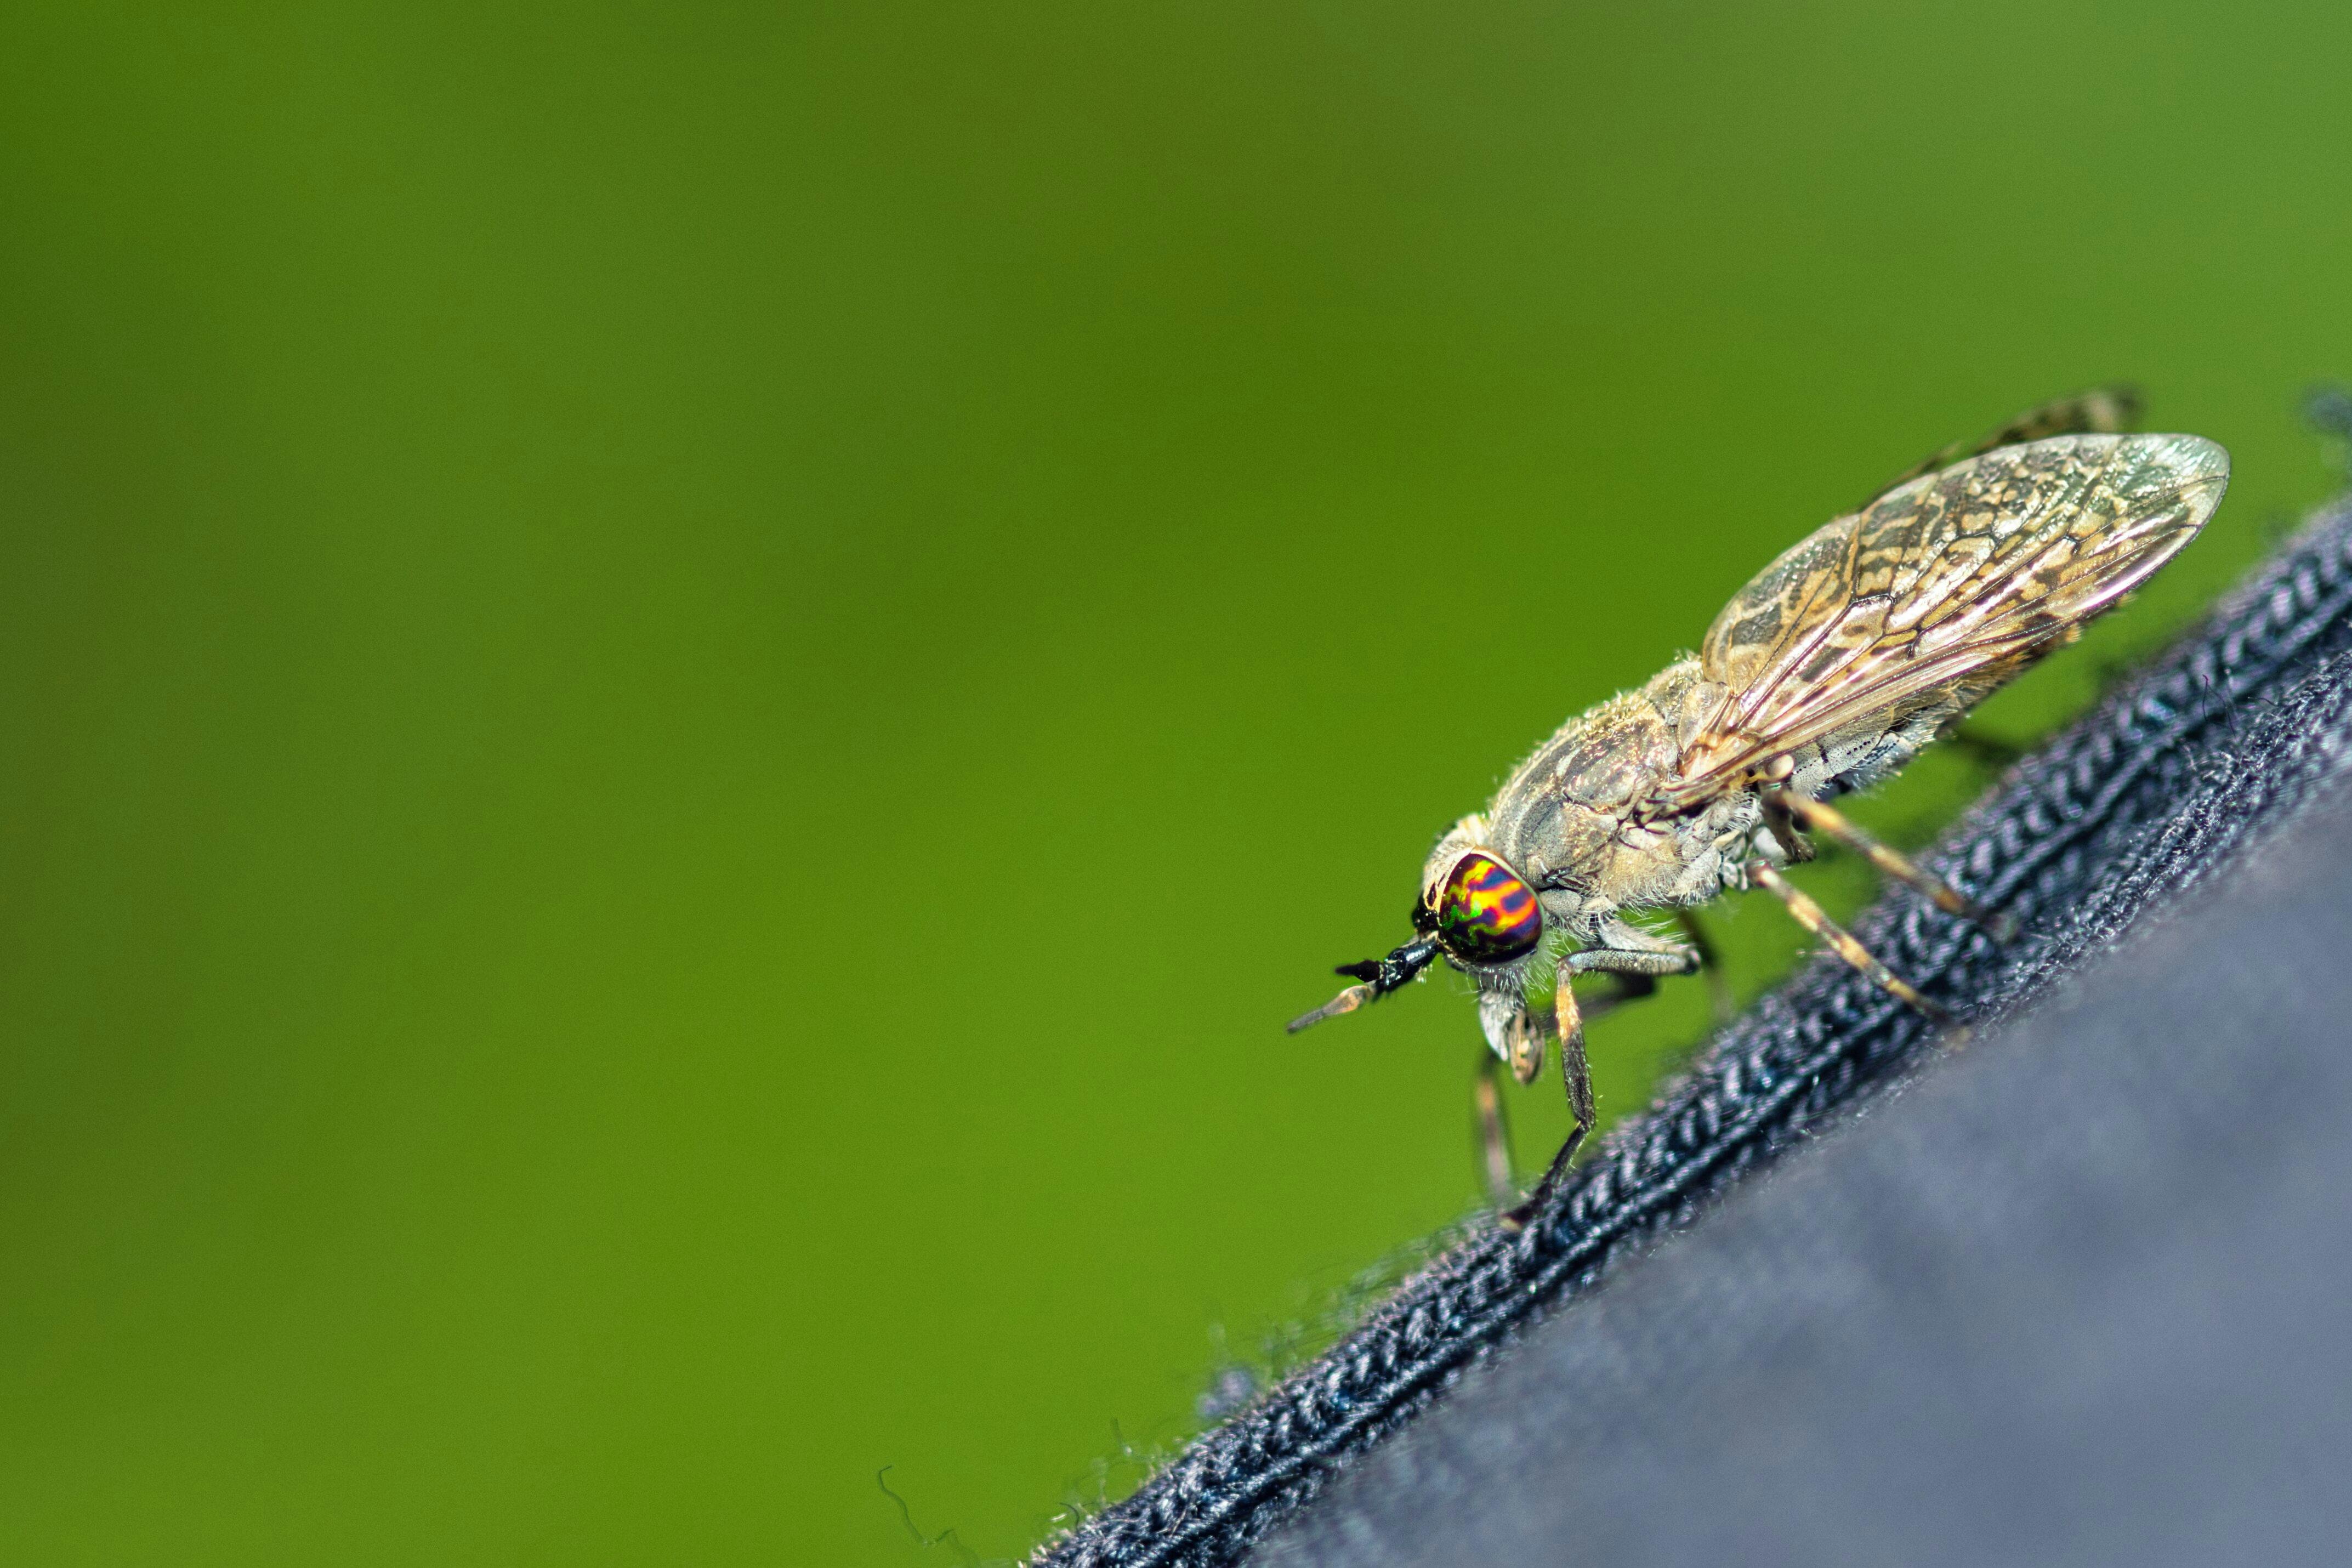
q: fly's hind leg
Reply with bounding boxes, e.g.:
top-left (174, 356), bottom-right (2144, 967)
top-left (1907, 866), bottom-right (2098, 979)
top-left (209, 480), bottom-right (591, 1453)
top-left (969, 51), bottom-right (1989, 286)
top-left (1946, 724), bottom-right (2024, 772)
top-left (1748, 861), bottom-right (1954, 1025)
top-left (1674, 910), bottom-right (1735, 1023)
top-left (1765, 786), bottom-right (2014, 941)
top-left (1867, 385), bottom-right (2141, 506)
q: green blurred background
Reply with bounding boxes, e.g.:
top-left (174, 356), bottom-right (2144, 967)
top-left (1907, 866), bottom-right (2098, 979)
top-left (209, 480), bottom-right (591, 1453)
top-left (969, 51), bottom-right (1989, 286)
top-left (3, 3), bottom-right (2350, 1563)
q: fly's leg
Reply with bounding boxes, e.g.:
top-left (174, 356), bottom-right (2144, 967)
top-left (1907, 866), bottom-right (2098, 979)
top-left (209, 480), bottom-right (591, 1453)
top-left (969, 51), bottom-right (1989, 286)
top-left (1674, 910), bottom-right (1735, 1023)
top-left (1481, 971), bottom-right (1652, 1212)
top-left (1581, 970), bottom-right (1659, 1021)
top-left (1473, 1052), bottom-right (1515, 1208)
top-left (1974, 384), bottom-right (2140, 445)
top-left (1502, 972), bottom-right (1594, 1230)
top-left (1501, 938), bottom-right (1698, 1229)
top-left (2310, 385), bottom-right (2352, 480)
top-left (1748, 861), bottom-right (1952, 1022)
top-left (1766, 787), bottom-right (2015, 941)
top-left (1946, 724), bottom-right (2024, 772)
top-left (1866, 385), bottom-right (2140, 506)
top-left (1758, 779), bottom-right (1814, 865)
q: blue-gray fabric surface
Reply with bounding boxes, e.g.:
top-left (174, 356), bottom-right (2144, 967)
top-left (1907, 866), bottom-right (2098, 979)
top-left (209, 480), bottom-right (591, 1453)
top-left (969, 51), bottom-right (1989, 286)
top-left (1031, 493), bottom-right (2352, 1568)
top-left (1260, 647), bottom-right (2352, 1566)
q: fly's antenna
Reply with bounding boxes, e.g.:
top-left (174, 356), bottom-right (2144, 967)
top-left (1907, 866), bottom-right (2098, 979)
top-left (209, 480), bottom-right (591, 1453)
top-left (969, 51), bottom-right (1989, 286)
top-left (1286, 935), bottom-right (1440, 1033)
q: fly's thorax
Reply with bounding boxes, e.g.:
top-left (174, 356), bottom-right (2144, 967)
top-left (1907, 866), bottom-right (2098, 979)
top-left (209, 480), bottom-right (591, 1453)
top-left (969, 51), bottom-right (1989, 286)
top-left (1492, 655), bottom-right (1772, 913)
top-left (1520, 694), bottom-right (1675, 812)
top-left (1487, 719), bottom-right (1691, 919)
top-left (1489, 793), bottom-right (1617, 899)
top-left (1643, 657), bottom-right (1733, 755)
top-left (1507, 773), bottom-right (1766, 916)
top-left (1490, 660), bottom-right (1711, 832)
top-left (1430, 660), bottom-right (1739, 969)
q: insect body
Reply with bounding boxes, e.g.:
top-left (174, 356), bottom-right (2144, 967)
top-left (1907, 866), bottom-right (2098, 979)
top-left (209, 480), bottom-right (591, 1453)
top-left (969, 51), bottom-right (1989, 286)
top-left (1290, 404), bottom-right (2230, 1220)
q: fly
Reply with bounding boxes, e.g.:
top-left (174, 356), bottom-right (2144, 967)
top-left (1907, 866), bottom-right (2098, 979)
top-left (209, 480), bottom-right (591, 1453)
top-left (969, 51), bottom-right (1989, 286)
top-left (1288, 391), bottom-right (2230, 1225)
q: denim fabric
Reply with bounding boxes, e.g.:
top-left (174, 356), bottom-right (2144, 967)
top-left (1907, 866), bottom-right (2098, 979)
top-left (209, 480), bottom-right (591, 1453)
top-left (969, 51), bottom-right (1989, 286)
top-left (1034, 493), bottom-right (2352, 1568)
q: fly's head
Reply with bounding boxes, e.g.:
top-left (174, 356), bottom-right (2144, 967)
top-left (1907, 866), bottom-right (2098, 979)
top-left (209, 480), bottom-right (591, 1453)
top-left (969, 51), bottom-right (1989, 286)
top-left (1286, 815), bottom-right (1547, 1037)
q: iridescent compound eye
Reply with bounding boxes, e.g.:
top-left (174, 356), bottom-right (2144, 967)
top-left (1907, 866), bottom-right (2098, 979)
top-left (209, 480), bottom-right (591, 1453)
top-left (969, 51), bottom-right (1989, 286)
top-left (1431, 851), bottom-right (1542, 965)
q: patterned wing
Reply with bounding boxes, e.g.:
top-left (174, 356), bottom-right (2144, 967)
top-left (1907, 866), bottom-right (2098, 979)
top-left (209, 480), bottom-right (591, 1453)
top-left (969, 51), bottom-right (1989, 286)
top-left (1663, 433), bottom-right (2229, 805)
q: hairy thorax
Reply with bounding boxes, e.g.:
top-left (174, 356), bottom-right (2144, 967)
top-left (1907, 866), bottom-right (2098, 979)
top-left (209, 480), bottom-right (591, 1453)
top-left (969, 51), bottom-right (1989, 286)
top-left (1484, 660), bottom-right (1765, 933)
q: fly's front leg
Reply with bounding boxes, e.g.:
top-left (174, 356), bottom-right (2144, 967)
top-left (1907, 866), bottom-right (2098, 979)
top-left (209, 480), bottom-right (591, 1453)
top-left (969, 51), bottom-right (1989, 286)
top-left (1554, 970), bottom-right (1596, 1139)
top-left (1498, 962), bottom-right (1602, 1231)
top-left (1481, 974), bottom-right (1629, 1215)
top-left (1674, 910), bottom-right (1735, 1023)
top-left (1502, 973), bottom-right (1593, 1231)
top-left (1765, 786), bottom-right (2014, 940)
top-left (1748, 860), bottom-right (1952, 1023)
top-left (1555, 941), bottom-right (1702, 1134)
top-left (1501, 932), bottom-right (1700, 1230)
